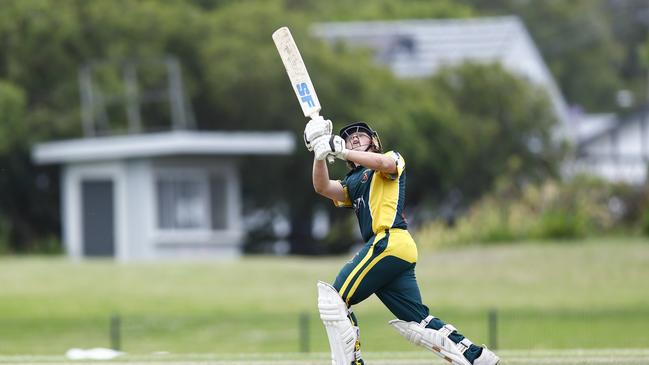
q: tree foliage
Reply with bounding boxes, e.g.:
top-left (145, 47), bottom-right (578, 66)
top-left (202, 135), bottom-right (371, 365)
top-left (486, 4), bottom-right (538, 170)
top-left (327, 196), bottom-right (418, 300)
top-left (463, 0), bottom-right (649, 112)
top-left (0, 0), bottom-right (562, 253)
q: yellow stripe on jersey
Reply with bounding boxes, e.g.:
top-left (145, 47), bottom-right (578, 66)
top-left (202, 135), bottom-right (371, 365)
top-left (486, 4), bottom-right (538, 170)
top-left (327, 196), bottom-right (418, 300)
top-left (368, 151), bottom-right (404, 233)
top-left (344, 230), bottom-right (417, 301)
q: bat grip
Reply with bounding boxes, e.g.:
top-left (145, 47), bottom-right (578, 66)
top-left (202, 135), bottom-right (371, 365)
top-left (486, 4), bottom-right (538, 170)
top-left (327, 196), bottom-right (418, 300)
top-left (327, 155), bottom-right (335, 164)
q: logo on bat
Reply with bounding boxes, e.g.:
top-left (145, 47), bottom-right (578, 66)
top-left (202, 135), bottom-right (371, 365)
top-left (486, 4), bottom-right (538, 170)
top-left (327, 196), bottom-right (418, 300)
top-left (296, 82), bottom-right (316, 108)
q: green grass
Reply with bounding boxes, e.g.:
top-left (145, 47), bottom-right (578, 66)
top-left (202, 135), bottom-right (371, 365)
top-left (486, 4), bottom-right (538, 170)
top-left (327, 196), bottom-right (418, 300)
top-left (1, 238), bottom-right (648, 355)
top-left (2, 350), bottom-right (649, 365)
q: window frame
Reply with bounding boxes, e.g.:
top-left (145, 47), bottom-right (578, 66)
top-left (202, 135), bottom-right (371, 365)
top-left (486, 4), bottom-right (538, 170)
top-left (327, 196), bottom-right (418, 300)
top-left (153, 168), bottom-right (224, 235)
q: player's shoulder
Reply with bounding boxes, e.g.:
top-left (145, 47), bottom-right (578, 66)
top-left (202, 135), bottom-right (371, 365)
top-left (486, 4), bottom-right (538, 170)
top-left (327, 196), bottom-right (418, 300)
top-left (383, 150), bottom-right (405, 164)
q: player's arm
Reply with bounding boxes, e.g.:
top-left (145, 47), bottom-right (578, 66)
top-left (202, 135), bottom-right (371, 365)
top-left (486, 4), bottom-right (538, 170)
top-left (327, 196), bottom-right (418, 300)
top-left (312, 158), bottom-right (347, 202)
top-left (324, 136), bottom-right (397, 174)
top-left (344, 149), bottom-right (397, 175)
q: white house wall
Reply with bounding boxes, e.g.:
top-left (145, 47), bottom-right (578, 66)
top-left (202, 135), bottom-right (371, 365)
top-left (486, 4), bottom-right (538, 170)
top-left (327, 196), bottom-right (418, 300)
top-left (149, 157), bottom-right (243, 259)
top-left (583, 135), bottom-right (613, 157)
top-left (124, 159), bottom-right (154, 261)
top-left (582, 119), bottom-right (645, 159)
top-left (576, 115), bottom-right (649, 184)
top-left (618, 120), bottom-right (643, 157)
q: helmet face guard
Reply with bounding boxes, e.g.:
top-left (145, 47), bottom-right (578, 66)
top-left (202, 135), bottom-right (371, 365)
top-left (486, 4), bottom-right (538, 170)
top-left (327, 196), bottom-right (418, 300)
top-left (339, 122), bottom-right (382, 153)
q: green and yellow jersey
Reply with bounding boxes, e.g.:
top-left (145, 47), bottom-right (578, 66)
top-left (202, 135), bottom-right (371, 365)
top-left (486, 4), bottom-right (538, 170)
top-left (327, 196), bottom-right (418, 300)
top-left (333, 151), bottom-right (408, 242)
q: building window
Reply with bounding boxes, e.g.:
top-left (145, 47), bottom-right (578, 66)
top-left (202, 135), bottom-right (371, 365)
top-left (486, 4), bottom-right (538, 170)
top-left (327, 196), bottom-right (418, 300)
top-left (157, 176), bottom-right (209, 230)
top-left (155, 170), bottom-right (230, 232)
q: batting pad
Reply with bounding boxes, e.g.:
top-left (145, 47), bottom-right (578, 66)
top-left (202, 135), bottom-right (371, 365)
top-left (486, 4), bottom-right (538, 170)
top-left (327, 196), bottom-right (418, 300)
top-left (317, 281), bottom-right (357, 365)
top-left (389, 319), bottom-right (471, 365)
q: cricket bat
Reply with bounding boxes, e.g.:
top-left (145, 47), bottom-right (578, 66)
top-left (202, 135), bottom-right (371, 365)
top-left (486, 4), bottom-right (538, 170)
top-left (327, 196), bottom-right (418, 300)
top-left (272, 26), bottom-right (334, 163)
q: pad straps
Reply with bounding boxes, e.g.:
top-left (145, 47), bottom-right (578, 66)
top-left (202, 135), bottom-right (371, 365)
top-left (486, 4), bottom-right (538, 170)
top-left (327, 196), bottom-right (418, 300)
top-left (439, 324), bottom-right (457, 337)
top-left (457, 338), bottom-right (473, 354)
top-left (421, 316), bottom-right (472, 354)
top-left (420, 315), bottom-right (434, 327)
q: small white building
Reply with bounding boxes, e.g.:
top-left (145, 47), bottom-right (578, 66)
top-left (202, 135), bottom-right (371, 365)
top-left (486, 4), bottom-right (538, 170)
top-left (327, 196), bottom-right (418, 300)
top-left (32, 131), bottom-right (294, 261)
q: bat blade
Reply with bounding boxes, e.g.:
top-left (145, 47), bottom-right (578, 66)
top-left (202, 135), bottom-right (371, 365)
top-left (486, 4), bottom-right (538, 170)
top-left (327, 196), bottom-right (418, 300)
top-left (272, 26), bottom-right (321, 119)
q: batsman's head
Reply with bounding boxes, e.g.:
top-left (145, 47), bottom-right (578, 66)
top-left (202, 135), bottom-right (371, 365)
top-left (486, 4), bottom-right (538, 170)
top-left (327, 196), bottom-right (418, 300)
top-left (339, 122), bottom-right (382, 153)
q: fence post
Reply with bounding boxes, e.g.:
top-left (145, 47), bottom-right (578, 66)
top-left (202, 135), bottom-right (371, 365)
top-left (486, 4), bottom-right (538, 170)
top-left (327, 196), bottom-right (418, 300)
top-left (110, 314), bottom-right (121, 351)
top-left (488, 309), bottom-right (498, 350)
top-left (299, 312), bottom-right (310, 353)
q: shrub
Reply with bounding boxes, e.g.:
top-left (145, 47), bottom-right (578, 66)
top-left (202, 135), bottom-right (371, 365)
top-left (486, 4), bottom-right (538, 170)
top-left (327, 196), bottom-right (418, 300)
top-left (415, 174), bottom-right (641, 249)
top-left (534, 209), bottom-right (585, 239)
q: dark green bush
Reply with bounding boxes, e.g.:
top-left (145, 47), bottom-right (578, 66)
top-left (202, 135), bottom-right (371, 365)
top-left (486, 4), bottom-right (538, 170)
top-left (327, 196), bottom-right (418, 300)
top-left (535, 209), bottom-right (585, 240)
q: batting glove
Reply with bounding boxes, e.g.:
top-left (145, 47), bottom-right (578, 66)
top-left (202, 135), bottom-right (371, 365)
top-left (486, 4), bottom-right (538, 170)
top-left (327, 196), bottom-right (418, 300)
top-left (303, 116), bottom-right (332, 152)
top-left (312, 135), bottom-right (332, 160)
top-left (329, 135), bottom-right (348, 160)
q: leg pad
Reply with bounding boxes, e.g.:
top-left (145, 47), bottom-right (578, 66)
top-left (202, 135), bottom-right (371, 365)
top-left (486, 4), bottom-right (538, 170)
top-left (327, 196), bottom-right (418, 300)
top-left (318, 281), bottom-right (359, 365)
top-left (389, 319), bottom-right (471, 365)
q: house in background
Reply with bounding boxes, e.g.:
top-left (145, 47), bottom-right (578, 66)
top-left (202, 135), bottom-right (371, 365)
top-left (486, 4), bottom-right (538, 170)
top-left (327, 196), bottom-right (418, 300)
top-left (571, 106), bottom-right (649, 184)
top-left (313, 17), bottom-right (649, 185)
top-left (32, 57), bottom-right (295, 261)
top-left (312, 16), bottom-right (572, 141)
top-left (33, 131), bottom-right (294, 261)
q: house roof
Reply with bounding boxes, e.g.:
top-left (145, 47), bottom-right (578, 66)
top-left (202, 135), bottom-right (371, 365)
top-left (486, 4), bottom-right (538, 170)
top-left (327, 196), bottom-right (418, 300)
top-left (314, 17), bottom-right (518, 76)
top-left (312, 16), bottom-right (571, 138)
top-left (33, 130), bottom-right (295, 164)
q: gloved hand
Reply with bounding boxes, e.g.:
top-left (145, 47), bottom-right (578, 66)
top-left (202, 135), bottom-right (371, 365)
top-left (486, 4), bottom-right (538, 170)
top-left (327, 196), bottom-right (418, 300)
top-left (329, 135), bottom-right (348, 160)
top-left (312, 135), bottom-right (332, 160)
top-left (312, 135), bottom-right (348, 161)
top-left (303, 116), bottom-right (332, 151)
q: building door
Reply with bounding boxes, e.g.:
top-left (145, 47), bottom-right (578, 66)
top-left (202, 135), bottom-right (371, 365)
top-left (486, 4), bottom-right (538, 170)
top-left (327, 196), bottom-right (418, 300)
top-left (81, 179), bottom-right (115, 257)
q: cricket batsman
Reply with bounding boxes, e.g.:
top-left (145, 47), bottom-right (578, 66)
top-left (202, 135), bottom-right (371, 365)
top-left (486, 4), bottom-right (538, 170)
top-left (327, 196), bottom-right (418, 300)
top-left (303, 118), bottom-right (500, 365)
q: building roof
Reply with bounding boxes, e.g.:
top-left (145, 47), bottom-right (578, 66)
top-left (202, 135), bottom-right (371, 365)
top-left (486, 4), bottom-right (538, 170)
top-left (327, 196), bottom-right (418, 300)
top-left (33, 130), bottom-right (295, 164)
top-left (312, 16), bottom-right (571, 138)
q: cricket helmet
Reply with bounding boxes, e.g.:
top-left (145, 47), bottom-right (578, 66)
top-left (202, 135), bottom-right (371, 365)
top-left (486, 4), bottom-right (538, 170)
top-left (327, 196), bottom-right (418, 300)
top-left (339, 121), bottom-right (383, 153)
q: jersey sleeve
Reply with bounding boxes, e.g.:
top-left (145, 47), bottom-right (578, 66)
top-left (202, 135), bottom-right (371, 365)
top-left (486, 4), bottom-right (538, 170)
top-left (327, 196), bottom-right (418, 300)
top-left (332, 178), bottom-right (353, 208)
top-left (380, 151), bottom-right (405, 180)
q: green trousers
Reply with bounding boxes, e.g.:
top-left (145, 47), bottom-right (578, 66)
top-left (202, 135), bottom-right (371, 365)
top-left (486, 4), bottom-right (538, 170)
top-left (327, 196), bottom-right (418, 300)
top-left (332, 229), bottom-right (483, 363)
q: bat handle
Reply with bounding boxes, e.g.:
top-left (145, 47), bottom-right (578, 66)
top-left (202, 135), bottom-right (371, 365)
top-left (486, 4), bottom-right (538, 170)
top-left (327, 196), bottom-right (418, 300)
top-left (327, 155), bottom-right (335, 164)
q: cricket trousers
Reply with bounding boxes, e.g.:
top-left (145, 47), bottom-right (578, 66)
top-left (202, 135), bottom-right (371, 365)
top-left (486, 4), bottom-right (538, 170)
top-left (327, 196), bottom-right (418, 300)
top-left (332, 228), bottom-right (483, 363)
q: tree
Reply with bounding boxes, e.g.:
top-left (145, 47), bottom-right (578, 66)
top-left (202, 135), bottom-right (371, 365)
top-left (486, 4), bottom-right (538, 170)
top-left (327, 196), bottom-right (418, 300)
top-left (426, 63), bottom-right (560, 199)
top-left (462, 0), bottom-right (649, 112)
top-left (0, 0), bottom-right (561, 254)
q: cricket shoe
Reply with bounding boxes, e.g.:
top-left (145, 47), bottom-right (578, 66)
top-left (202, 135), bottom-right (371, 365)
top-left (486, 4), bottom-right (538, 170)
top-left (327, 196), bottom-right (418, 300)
top-left (473, 346), bottom-right (499, 365)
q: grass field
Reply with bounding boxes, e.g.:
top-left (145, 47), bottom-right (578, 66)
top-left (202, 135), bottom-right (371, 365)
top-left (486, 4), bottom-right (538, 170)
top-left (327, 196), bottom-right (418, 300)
top-left (1, 238), bottom-right (648, 359)
top-left (2, 350), bottom-right (649, 365)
